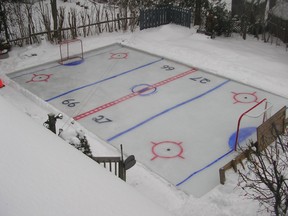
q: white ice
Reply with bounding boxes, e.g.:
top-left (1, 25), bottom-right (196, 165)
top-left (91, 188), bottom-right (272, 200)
top-left (7, 42), bottom-right (288, 197)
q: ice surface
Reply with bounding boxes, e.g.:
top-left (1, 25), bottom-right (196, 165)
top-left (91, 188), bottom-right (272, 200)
top-left (7, 43), bottom-right (288, 198)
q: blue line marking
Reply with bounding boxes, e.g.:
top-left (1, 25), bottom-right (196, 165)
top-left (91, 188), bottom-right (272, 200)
top-left (176, 149), bottom-right (234, 186)
top-left (107, 79), bottom-right (230, 142)
top-left (45, 58), bottom-right (163, 102)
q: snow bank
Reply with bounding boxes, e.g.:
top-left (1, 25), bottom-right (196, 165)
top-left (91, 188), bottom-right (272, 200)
top-left (124, 25), bottom-right (288, 99)
top-left (0, 95), bottom-right (171, 216)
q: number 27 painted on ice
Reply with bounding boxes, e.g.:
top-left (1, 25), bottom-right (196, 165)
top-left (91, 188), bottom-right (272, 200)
top-left (92, 115), bottom-right (112, 124)
top-left (190, 77), bottom-right (210, 84)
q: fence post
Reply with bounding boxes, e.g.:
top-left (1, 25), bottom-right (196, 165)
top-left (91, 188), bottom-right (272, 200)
top-left (231, 159), bottom-right (237, 172)
top-left (119, 144), bottom-right (126, 181)
top-left (219, 168), bottom-right (226, 184)
top-left (140, 10), bottom-right (143, 30)
top-left (118, 161), bottom-right (126, 181)
top-left (47, 113), bottom-right (56, 134)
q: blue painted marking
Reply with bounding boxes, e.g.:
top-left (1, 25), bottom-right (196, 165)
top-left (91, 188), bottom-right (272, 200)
top-left (107, 79), bottom-right (230, 142)
top-left (228, 127), bottom-right (256, 150)
top-left (45, 58), bottom-right (163, 102)
top-left (131, 84), bottom-right (157, 96)
top-left (63, 59), bottom-right (84, 66)
top-left (176, 149), bottom-right (234, 186)
top-left (138, 87), bottom-right (149, 93)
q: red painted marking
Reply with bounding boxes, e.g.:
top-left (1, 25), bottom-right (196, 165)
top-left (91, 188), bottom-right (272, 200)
top-left (232, 91), bottom-right (258, 104)
top-left (151, 141), bottom-right (184, 160)
top-left (73, 68), bottom-right (197, 121)
top-left (26, 73), bottom-right (52, 83)
top-left (234, 98), bottom-right (267, 151)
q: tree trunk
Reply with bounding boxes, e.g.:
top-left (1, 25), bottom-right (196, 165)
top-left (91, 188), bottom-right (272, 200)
top-left (50, 0), bottom-right (58, 41)
top-left (0, 3), bottom-right (10, 41)
top-left (194, 0), bottom-right (202, 26)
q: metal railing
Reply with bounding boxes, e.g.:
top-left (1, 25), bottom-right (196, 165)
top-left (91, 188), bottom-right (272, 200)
top-left (92, 145), bottom-right (136, 181)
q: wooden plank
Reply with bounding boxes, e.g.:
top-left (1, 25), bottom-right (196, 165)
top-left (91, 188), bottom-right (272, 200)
top-left (219, 148), bottom-right (251, 184)
top-left (92, 156), bottom-right (121, 163)
top-left (257, 106), bottom-right (286, 151)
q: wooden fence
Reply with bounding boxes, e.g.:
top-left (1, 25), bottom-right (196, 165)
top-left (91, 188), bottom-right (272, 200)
top-left (7, 16), bottom-right (137, 46)
top-left (92, 154), bottom-right (136, 182)
top-left (91, 145), bottom-right (136, 182)
top-left (92, 156), bottom-right (126, 181)
top-left (267, 15), bottom-right (288, 44)
top-left (219, 148), bottom-right (251, 184)
top-left (139, 6), bottom-right (192, 30)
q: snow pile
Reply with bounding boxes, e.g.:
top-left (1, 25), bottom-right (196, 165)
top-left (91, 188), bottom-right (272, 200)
top-left (0, 95), bottom-right (172, 216)
top-left (125, 25), bottom-right (288, 99)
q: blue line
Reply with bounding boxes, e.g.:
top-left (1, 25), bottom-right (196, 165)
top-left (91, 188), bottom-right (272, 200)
top-left (176, 149), bottom-right (234, 186)
top-left (45, 58), bottom-right (163, 102)
top-left (107, 79), bottom-right (230, 142)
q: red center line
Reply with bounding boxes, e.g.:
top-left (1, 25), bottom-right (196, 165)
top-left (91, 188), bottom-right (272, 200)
top-left (73, 68), bottom-right (198, 121)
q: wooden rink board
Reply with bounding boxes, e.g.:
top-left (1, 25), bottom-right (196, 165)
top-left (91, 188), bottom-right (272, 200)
top-left (257, 106), bottom-right (286, 151)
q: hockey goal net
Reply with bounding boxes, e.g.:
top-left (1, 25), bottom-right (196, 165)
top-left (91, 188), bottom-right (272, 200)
top-left (234, 99), bottom-right (273, 151)
top-left (59, 39), bottom-right (84, 65)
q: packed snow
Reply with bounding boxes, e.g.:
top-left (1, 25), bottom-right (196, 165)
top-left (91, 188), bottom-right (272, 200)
top-left (0, 24), bottom-right (288, 216)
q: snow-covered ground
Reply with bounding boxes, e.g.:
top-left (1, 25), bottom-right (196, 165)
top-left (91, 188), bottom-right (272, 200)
top-left (0, 24), bottom-right (287, 215)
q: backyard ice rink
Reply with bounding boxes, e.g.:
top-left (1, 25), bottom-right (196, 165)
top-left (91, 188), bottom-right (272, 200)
top-left (8, 43), bottom-right (288, 197)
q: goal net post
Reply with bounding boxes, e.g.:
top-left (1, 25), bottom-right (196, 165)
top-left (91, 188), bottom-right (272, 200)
top-left (234, 99), bottom-right (273, 151)
top-left (59, 39), bottom-right (84, 66)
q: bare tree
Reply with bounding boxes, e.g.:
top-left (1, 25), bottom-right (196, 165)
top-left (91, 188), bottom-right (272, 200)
top-left (238, 130), bottom-right (288, 215)
top-left (24, 2), bottom-right (38, 44)
top-left (0, 1), bottom-right (10, 42)
top-left (50, 0), bottom-right (58, 41)
top-left (118, 0), bottom-right (128, 31)
top-left (80, 9), bottom-right (89, 37)
top-left (57, 6), bottom-right (65, 41)
top-left (11, 2), bottom-right (27, 46)
top-left (68, 8), bottom-right (77, 39)
top-left (38, 1), bottom-right (52, 42)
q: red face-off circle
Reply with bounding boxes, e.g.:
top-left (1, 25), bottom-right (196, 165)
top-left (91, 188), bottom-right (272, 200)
top-left (26, 73), bottom-right (52, 83)
top-left (151, 141), bottom-right (184, 160)
top-left (232, 92), bottom-right (259, 104)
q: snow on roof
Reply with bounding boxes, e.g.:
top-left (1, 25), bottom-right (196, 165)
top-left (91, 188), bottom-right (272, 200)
top-left (0, 95), bottom-right (171, 216)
